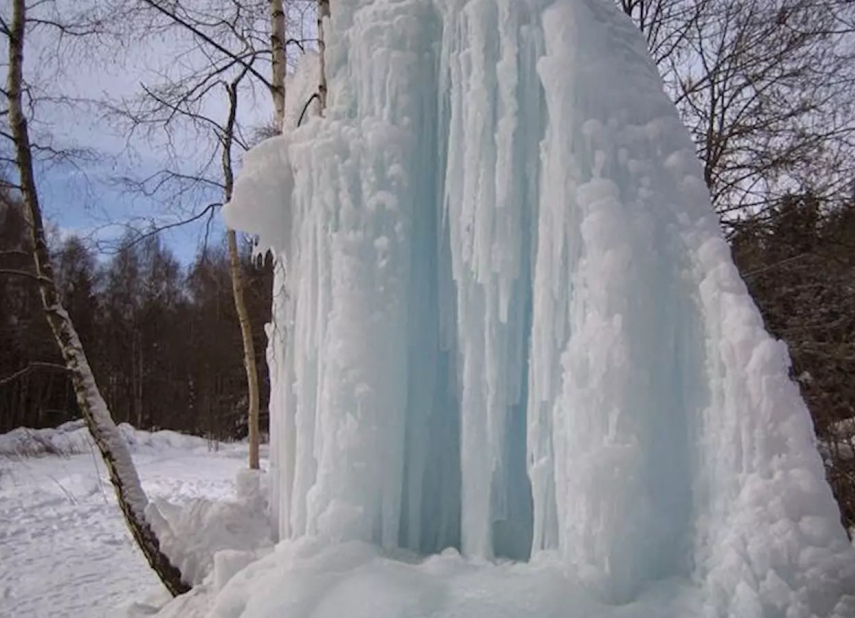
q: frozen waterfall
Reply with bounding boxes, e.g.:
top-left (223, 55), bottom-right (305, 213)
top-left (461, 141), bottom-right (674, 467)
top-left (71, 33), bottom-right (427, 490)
top-left (223, 0), bottom-right (855, 614)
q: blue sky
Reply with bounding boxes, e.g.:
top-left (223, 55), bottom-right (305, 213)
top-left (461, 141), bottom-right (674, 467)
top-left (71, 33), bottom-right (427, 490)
top-left (11, 2), bottom-right (280, 265)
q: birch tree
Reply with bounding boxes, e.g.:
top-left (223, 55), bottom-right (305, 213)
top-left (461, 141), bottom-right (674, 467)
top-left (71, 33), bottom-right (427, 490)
top-left (1, 0), bottom-right (189, 596)
top-left (121, 0), bottom-right (279, 470)
top-left (270, 0), bottom-right (287, 129)
top-left (224, 74), bottom-right (262, 470)
top-left (124, 0), bottom-right (312, 470)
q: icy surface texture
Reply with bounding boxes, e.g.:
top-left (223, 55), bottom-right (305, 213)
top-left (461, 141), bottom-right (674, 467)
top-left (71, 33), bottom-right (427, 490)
top-left (223, 0), bottom-right (855, 613)
top-left (202, 539), bottom-right (854, 618)
top-left (206, 539), bottom-right (701, 618)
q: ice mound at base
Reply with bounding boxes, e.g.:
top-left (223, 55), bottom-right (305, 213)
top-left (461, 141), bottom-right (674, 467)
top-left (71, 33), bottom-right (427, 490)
top-left (205, 539), bottom-right (702, 618)
top-left (223, 0), bottom-right (855, 615)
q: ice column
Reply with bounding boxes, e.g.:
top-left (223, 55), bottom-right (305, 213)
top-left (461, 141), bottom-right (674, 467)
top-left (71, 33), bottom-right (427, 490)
top-left (224, 0), bottom-right (855, 612)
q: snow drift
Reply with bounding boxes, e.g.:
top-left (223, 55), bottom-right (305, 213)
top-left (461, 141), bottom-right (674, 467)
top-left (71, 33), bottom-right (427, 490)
top-left (223, 0), bottom-right (855, 615)
top-left (0, 420), bottom-right (211, 458)
top-left (147, 469), bottom-right (273, 586)
top-left (0, 422), bottom-right (265, 618)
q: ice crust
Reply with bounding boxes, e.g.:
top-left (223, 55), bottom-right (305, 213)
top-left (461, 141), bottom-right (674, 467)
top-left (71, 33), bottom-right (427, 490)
top-left (223, 0), bottom-right (855, 614)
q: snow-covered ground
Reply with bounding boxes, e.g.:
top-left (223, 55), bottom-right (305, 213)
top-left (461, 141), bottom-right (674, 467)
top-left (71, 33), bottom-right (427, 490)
top-left (0, 423), bottom-right (267, 618)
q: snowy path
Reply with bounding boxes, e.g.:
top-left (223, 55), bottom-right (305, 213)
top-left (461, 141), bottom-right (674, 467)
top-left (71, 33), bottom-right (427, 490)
top-left (0, 438), bottom-right (256, 618)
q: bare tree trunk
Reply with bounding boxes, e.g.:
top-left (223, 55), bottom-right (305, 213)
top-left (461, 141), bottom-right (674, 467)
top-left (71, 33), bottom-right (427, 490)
top-left (221, 73), bottom-right (261, 470)
top-left (5, 0), bottom-right (189, 597)
top-left (224, 0), bottom-right (290, 472)
top-left (135, 331), bottom-right (144, 429)
top-left (226, 229), bottom-right (260, 469)
top-left (318, 0), bottom-right (330, 112)
top-left (270, 0), bottom-right (287, 130)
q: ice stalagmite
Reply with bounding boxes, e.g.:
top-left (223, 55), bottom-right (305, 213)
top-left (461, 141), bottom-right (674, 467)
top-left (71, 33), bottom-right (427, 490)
top-left (223, 0), bottom-right (855, 615)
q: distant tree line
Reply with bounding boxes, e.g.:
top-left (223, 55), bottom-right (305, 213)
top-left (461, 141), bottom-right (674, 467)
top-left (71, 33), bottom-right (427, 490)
top-left (0, 194), bottom-right (273, 441)
top-left (731, 191), bottom-right (855, 530)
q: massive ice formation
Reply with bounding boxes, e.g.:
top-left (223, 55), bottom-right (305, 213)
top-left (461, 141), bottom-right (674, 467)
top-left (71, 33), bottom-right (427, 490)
top-left (224, 0), bottom-right (855, 614)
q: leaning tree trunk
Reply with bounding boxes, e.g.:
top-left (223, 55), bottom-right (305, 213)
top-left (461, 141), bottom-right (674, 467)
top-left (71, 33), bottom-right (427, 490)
top-left (5, 0), bottom-right (189, 597)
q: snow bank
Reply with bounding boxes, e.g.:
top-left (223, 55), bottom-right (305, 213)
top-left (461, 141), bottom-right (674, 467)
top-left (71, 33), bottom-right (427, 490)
top-left (118, 424), bottom-right (212, 452)
top-left (0, 421), bottom-right (211, 458)
top-left (147, 497), bottom-right (271, 587)
top-left (0, 420), bottom-right (270, 593)
top-left (145, 469), bottom-right (273, 587)
top-left (0, 423), bottom-right (263, 618)
top-left (0, 420), bottom-right (94, 457)
top-left (221, 0), bottom-right (855, 615)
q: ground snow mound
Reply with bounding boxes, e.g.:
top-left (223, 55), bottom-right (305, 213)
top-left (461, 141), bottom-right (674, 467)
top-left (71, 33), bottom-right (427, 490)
top-left (147, 469), bottom-right (273, 586)
top-left (153, 540), bottom-right (699, 618)
top-left (0, 421), bottom-right (211, 458)
top-left (0, 424), bottom-right (259, 618)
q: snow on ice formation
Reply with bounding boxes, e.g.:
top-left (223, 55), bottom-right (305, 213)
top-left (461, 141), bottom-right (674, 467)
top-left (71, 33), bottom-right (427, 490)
top-left (222, 0), bottom-right (855, 615)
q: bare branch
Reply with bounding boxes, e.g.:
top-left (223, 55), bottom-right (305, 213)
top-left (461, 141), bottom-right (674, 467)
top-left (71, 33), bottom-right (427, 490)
top-left (0, 267), bottom-right (51, 283)
top-left (137, 0), bottom-right (273, 91)
top-left (0, 362), bottom-right (69, 387)
top-left (297, 92), bottom-right (319, 126)
top-left (117, 202), bottom-right (222, 252)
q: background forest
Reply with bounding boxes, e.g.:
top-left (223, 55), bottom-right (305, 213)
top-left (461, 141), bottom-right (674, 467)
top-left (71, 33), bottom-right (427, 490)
top-left (0, 196), bottom-right (274, 442)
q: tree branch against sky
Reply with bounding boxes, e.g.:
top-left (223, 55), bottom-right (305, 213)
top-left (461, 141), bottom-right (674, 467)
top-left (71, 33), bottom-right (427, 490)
top-left (622, 0), bottom-right (855, 231)
top-left (103, 0), bottom-right (316, 469)
top-left (104, 1), bottom-right (267, 469)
